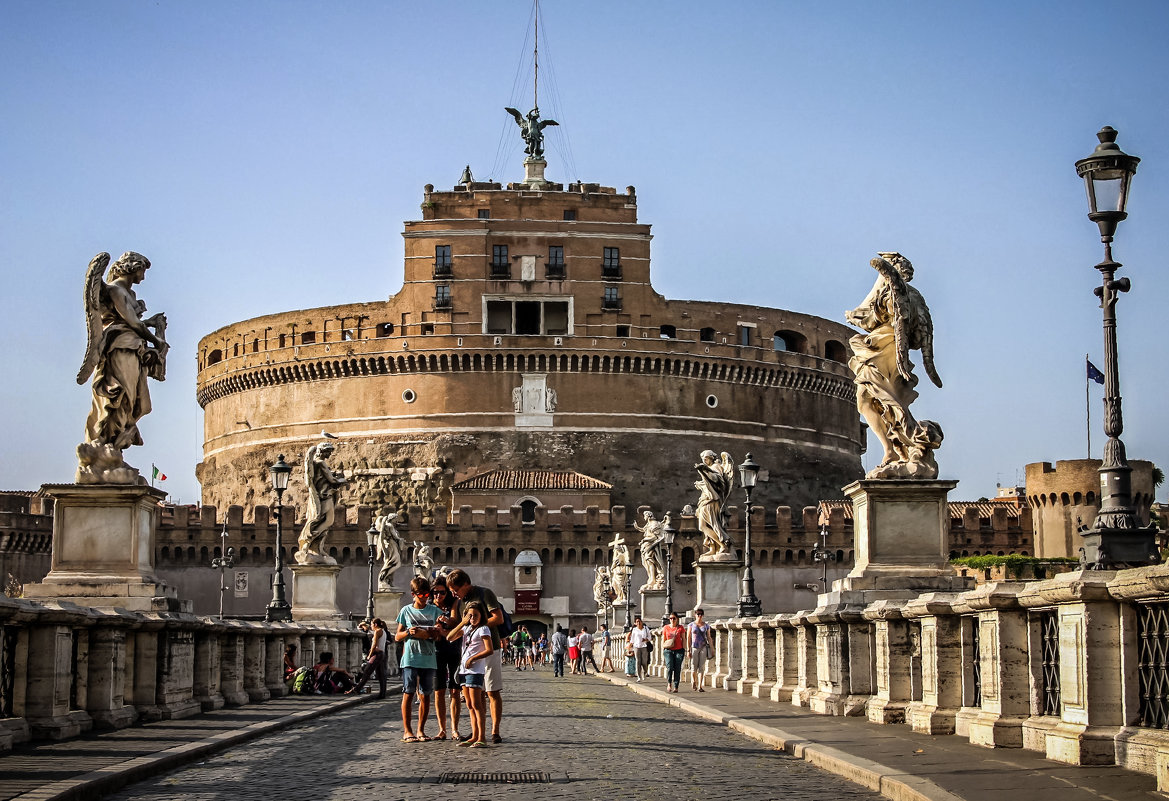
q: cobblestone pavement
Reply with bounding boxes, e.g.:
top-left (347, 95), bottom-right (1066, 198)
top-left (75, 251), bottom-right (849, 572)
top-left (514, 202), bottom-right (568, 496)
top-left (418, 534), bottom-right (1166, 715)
top-left (106, 670), bottom-right (883, 801)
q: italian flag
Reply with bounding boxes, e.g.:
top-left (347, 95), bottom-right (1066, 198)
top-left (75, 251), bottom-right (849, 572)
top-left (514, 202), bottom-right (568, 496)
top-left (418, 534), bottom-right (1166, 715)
top-left (152, 465), bottom-right (167, 481)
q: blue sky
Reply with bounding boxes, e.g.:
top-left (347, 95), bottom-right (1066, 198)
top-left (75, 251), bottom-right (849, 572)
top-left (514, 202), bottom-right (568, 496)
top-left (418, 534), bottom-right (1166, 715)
top-left (2, 1), bottom-right (1167, 506)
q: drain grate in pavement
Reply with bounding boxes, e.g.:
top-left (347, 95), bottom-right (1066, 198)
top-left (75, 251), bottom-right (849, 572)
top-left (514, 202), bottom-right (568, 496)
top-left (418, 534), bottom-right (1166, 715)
top-left (438, 771), bottom-right (551, 784)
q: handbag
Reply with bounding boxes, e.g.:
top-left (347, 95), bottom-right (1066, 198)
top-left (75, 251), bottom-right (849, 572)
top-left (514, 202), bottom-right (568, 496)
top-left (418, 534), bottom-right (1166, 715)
top-left (705, 643), bottom-right (714, 660)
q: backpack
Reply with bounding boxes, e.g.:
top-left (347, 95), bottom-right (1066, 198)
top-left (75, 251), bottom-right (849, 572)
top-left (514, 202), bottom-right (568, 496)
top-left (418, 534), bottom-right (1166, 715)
top-left (498, 605), bottom-right (516, 639)
top-left (290, 666), bottom-right (312, 694)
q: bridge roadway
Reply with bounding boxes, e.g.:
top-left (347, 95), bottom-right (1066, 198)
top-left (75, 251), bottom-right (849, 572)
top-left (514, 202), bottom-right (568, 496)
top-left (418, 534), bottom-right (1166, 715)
top-left (1, 667), bottom-right (1158, 801)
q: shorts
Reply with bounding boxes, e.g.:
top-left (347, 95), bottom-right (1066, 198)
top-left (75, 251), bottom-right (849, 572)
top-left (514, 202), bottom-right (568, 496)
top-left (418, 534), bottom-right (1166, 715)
top-left (435, 647), bottom-right (461, 691)
top-left (462, 672), bottom-right (485, 689)
top-left (483, 648), bottom-right (503, 693)
top-left (401, 666), bottom-right (435, 696)
top-left (691, 647), bottom-right (710, 676)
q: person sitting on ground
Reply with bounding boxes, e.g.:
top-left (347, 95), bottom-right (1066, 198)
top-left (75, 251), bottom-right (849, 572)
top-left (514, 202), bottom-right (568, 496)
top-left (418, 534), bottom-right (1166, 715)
top-left (284, 643), bottom-right (299, 682)
top-left (396, 575), bottom-right (441, 742)
top-left (347, 617), bottom-right (388, 698)
top-left (311, 651), bottom-right (354, 694)
top-left (445, 568), bottom-right (506, 744)
top-left (451, 601), bottom-right (494, 748)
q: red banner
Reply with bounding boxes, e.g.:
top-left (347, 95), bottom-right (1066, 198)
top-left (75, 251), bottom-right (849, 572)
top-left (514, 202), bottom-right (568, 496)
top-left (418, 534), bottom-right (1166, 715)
top-left (514, 590), bottom-right (541, 614)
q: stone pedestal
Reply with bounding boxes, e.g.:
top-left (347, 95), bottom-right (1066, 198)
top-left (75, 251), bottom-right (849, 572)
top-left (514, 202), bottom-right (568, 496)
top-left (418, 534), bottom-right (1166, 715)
top-left (373, 588), bottom-right (405, 623)
top-left (523, 157), bottom-right (549, 187)
top-left (694, 559), bottom-right (743, 620)
top-left (640, 587), bottom-right (666, 624)
top-left (291, 564), bottom-right (345, 622)
top-left (26, 484), bottom-right (188, 613)
top-left (846, 478), bottom-right (959, 581)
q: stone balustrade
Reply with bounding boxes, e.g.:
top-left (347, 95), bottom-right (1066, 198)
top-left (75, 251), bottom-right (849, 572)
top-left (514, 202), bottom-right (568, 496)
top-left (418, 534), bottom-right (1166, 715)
top-left (627, 562), bottom-right (1169, 790)
top-left (0, 596), bottom-right (365, 753)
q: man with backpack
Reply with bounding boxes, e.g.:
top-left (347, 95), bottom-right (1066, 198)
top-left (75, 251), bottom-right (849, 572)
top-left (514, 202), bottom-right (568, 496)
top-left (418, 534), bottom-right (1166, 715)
top-left (446, 568), bottom-right (508, 744)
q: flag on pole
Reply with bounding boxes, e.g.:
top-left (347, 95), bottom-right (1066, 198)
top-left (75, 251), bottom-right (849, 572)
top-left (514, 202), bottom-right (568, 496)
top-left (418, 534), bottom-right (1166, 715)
top-left (152, 465), bottom-right (167, 481)
top-left (1086, 358), bottom-right (1105, 385)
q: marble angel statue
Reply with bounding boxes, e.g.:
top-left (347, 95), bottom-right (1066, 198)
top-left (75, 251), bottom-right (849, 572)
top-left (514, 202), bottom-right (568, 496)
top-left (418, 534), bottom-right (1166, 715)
top-left (634, 510), bottom-right (671, 591)
top-left (76, 251), bottom-right (169, 483)
top-left (296, 440), bottom-right (348, 564)
top-left (845, 252), bottom-right (943, 479)
top-left (373, 512), bottom-right (404, 589)
top-left (608, 532), bottom-right (632, 605)
top-left (695, 450), bottom-right (735, 560)
top-left (412, 541), bottom-right (434, 579)
top-left (592, 564), bottom-right (613, 608)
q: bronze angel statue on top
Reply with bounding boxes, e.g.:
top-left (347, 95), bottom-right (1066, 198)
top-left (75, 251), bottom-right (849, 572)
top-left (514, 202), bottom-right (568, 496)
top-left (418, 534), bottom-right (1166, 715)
top-left (505, 106), bottom-right (558, 159)
top-left (845, 252), bottom-right (943, 479)
top-left (76, 251), bottom-right (169, 484)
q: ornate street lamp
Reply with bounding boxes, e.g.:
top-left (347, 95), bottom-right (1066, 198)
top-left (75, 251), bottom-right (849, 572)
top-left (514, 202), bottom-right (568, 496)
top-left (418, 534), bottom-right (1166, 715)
top-left (265, 454), bottom-right (293, 622)
top-left (210, 521), bottom-right (235, 619)
top-left (623, 549), bottom-right (634, 633)
top-left (1074, 127), bottom-right (1157, 568)
top-left (365, 524), bottom-right (378, 623)
top-left (737, 453), bottom-right (762, 617)
top-left (661, 516), bottom-right (676, 627)
top-left (601, 572), bottom-right (614, 630)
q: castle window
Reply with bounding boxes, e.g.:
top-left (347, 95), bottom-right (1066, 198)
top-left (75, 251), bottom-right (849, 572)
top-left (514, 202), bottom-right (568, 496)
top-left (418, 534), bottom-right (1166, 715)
top-left (484, 297), bottom-right (572, 335)
top-left (233, 343), bottom-right (239, 357)
top-left (773, 330), bottom-right (808, 353)
top-left (434, 245), bottom-right (452, 276)
top-left (478, 209), bottom-right (490, 219)
top-left (680, 547), bottom-right (696, 575)
top-left (616, 324), bottom-right (630, 338)
top-left (491, 244), bottom-right (510, 278)
top-left (206, 349), bottom-right (223, 366)
top-left (435, 284), bottom-right (451, 309)
top-left (520, 499), bottom-right (539, 524)
top-left (659, 325), bottom-right (676, 339)
top-left (824, 339), bottom-right (848, 362)
top-left (376, 322), bottom-right (394, 337)
top-left (563, 209), bottom-right (576, 221)
top-left (700, 327), bottom-right (715, 342)
top-left (301, 331), bottom-right (316, 345)
top-left (252, 338), bottom-right (260, 352)
top-left (278, 334), bottom-right (287, 348)
top-left (602, 247), bottom-right (621, 279)
top-left (602, 286), bottom-right (621, 310)
top-left (546, 245), bottom-right (565, 278)
top-left (737, 325), bottom-right (753, 346)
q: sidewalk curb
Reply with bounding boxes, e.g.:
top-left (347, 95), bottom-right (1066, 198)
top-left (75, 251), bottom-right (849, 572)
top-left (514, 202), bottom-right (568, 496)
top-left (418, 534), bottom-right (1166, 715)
top-left (596, 673), bottom-right (963, 801)
top-left (10, 692), bottom-right (388, 801)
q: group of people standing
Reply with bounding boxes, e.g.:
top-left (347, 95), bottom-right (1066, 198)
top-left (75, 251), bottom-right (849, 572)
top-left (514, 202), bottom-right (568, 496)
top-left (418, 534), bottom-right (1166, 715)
top-left (549, 623), bottom-right (611, 676)
top-left (625, 609), bottom-right (713, 692)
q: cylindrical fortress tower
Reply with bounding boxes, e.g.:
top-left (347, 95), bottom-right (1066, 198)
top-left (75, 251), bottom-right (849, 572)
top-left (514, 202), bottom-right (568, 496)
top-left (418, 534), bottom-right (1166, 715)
top-left (196, 177), bottom-right (865, 517)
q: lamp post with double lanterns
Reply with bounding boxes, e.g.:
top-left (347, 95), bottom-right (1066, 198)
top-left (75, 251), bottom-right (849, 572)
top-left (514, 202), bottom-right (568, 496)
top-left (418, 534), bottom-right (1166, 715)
top-left (265, 454), bottom-right (293, 622)
top-left (812, 522), bottom-right (837, 589)
top-left (661, 516), bottom-right (677, 627)
top-left (623, 550), bottom-right (634, 633)
top-left (365, 524), bottom-right (378, 622)
top-left (736, 454), bottom-right (762, 617)
top-left (1074, 126), bottom-right (1157, 568)
top-left (210, 521), bottom-right (235, 619)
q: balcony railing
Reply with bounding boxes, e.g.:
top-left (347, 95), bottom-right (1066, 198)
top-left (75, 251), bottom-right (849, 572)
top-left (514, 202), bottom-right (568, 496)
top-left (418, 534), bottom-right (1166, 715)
top-left (601, 264), bottom-right (622, 280)
top-left (545, 263), bottom-right (566, 279)
top-left (601, 297), bottom-right (622, 310)
top-left (433, 262), bottom-right (452, 278)
top-left (490, 262), bottom-right (511, 279)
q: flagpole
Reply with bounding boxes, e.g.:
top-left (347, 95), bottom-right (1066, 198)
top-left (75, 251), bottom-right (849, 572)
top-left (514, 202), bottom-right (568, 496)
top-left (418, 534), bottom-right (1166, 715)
top-left (151, 462), bottom-right (156, 488)
top-left (1085, 354), bottom-right (1091, 459)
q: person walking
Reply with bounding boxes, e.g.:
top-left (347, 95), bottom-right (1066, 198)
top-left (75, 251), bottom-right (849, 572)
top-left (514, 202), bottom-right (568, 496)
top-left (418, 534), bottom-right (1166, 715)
top-left (687, 608), bottom-right (713, 692)
top-left (446, 568), bottom-right (506, 744)
top-left (347, 617), bottom-right (388, 698)
top-left (661, 613), bottom-right (686, 692)
top-left (567, 629), bottom-right (580, 674)
top-left (395, 576), bottom-right (440, 742)
top-left (579, 625), bottom-right (599, 674)
top-left (627, 616), bottom-right (652, 682)
top-left (550, 625), bottom-right (568, 677)
top-left (599, 623), bottom-right (614, 672)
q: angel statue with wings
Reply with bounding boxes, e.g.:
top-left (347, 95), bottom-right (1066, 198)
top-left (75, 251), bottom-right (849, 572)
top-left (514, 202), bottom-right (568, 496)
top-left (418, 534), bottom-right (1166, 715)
top-left (695, 451), bottom-right (736, 561)
top-left (76, 251), bottom-right (169, 484)
top-left (296, 440), bottom-right (348, 565)
top-left (412, 541), bottom-right (434, 580)
top-left (505, 106), bottom-right (559, 159)
top-left (634, 510), bottom-right (671, 591)
top-left (845, 252), bottom-right (944, 479)
top-left (373, 511), bottom-right (404, 590)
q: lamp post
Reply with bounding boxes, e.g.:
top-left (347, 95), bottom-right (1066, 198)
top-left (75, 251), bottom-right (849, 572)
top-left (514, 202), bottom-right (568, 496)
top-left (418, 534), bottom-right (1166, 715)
top-left (661, 516), bottom-right (676, 627)
top-left (623, 550), bottom-right (633, 633)
top-left (737, 453), bottom-right (762, 617)
top-left (265, 454), bottom-right (293, 622)
top-left (601, 573), bottom-right (613, 630)
top-left (1074, 126), bottom-right (1157, 568)
top-left (812, 522), bottom-right (837, 589)
top-left (365, 524), bottom-right (378, 623)
top-left (210, 521), bottom-right (235, 620)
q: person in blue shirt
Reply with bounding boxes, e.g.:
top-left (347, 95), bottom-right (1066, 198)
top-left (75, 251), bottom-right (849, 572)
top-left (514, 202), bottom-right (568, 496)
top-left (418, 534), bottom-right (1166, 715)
top-left (395, 575), bottom-right (441, 741)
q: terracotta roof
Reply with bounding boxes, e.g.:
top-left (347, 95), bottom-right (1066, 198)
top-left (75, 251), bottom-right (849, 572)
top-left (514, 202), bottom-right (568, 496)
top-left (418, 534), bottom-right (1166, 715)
top-left (819, 497), bottom-right (1024, 521)
top-left (452, 470), bottom-right (612, 492)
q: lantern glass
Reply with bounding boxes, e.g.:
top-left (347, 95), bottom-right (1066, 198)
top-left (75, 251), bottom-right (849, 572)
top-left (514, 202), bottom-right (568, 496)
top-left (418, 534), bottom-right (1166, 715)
top-left (366, 526), bottom-right (378, 547)
top-left (269, 454), bottom-right (291, 491)
top-left (738, 453), bottom-right (759, 489)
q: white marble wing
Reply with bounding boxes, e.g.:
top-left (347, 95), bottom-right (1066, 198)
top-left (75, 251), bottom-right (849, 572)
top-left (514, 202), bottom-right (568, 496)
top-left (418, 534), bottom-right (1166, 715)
top-left (76, 252), bottom-right (110, 385)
